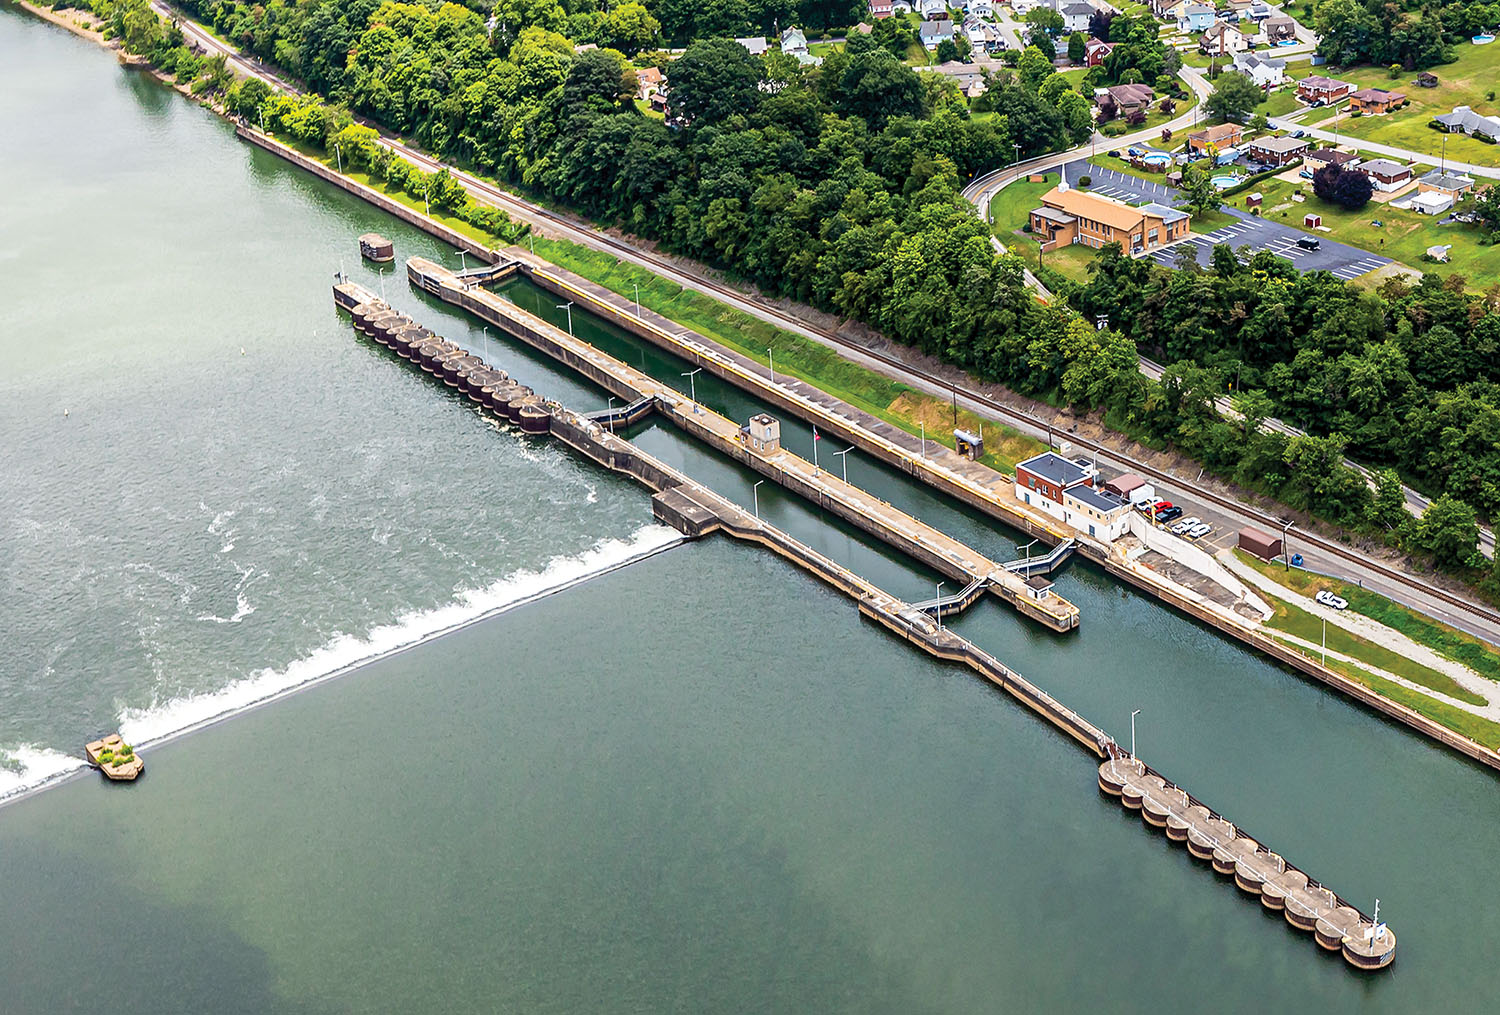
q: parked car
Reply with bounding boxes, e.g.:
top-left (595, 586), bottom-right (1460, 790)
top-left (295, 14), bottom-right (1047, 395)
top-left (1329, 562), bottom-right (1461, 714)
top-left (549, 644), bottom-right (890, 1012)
top-left (1296, 236), bottom-right (1320, 250)
top-left (1315, 590), bottom-right (1349, 610)
top-left (1157, 506), bottom-right (1183, 523)
top-left (1188, 523), bottom-right (1211, 538)
top-left (1290, 129), bottom-right (1307, 138)
top-left (1299, 168), bottom-right (1314, 180)
top-left (1171, 516), bottom-right (1200, 535)
top-left (1106, 149), bottom-right (1121, 158)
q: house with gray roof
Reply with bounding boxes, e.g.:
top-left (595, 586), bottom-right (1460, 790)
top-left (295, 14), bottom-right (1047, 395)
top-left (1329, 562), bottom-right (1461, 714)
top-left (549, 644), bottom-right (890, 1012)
top-left (1433, 105), bottom-right (1500, 140)
top-left (919, 18), bottom-right (956, 48)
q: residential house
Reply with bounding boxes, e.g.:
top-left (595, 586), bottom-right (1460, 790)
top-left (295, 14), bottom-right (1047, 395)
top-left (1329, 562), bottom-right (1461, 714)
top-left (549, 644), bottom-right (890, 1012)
top-left (1103, 83), bottom-right (1155, 113)
top-left (1014, 451), bottom-right (1099, 525)
top-left (1028, 184), bottom-right (1192, 256)
top-left (1353, 158), bottom-right (1413, 192)
top-left (891, 0), bottom-right (913, 10)
top-left (1246, 134), bottom-right (1310, 166)
top-left (921, 61), bottom-right (988, 98)
top-left (1348, 87), bottom-right (1405, 114)
top-left (1060, 2), bottom-right (1095, 33)
top-left (736, 36), bottom-right (769, 56)
top-left (868, 0), bottom-right (894, 18)
top-left (1261, 15), bottom-right (1296, 42)
top-left (1433, 105), bottom-right (1500, 140)
top-left (1223, 0), bottom-right (1255, 16)
top-left (1417, 168), bottom-right (1475, 198)
top-left (919, 19), bottom-right (955, 48)
top-left (1247, 1), bottom-right (1273, 19)
top-left (1302, 147), bottom-right (1360, 171)
top-left (1188, 121), bottom-right (1243, 154)
top-left (1410, 190), bottom-right (1455, 215)
top-left (919, 0), bottom-right (948, 18)
top-left (968, 0), bottom-right (995, 15)
top-left (1084, 37), bottom-right (1115, 66)
top-left (780, 27), bottom-right (809, 57)
top-left (1296, 75), bottom-right (1352, 104)
top-left (635, 66), bottom-right (664, 101)
top-left (1151, 0), bottom-right (1187, 18)
top-left (1010, 0), bottom-right (1041, 14)
top-left (1199, 21), bottom-right (1248, 56)
top-left (1177, 3), bottom-right (1215, 32)
top-left (1232, 50), bottom-right (1286, 88)
top-left (1416, 71), bottom-right (1439, 88)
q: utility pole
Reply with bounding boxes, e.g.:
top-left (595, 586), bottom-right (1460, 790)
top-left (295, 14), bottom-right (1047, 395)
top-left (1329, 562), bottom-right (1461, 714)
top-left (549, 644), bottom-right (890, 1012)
top-left (753, 480), bottom-right (764, 521)
top-left (1131, 708), bottom-right (1141, 759)
top-left (681, 368), bottom-right (701, 414)
top-left (633, 281), bottom-right (641, 318)
top-left (556, 301), bottom-right (574, 336)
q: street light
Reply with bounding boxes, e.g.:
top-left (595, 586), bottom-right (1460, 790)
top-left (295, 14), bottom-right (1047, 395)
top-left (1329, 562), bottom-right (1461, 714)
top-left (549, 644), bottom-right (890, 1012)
top-left (833, 445), bottom-right (854, 483)
top-left (1282, 518), bottom-right (1292, 571)
top-left (556, 301), bottom-right (574, 336)
top-left (681, 367), bottom-right (701, 413)
top-left (607, 396), bottom-right (616, 435)
top-left (633, 281), bottom-right (641, 318)
top-left (455, 248), bottom-right (468, 272)
top-left (1130, 708), bottom-right (1141, 759)
top-left (481, 325), bottom-right (489, 364)
top-left (767, 347), bottom-right (775, 384)
top-left (1012, 142), bottom-right (1022, 173)
top-left (920, 421), bottom-right (926, 459)
top-left (753, 479), bottom-right (764, 521)
top-left (936, 582), bottom-right (946, 631)
top-left (333, 142), bottom-right (342, 174)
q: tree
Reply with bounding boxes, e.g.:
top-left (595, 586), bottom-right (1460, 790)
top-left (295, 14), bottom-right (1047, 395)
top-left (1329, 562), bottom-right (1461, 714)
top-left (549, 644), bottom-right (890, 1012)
top-left (1249, 112), bottom-right (1269, 133)
top-left (1366, 468), bottom-right (1410, 533)
top-left (1413, 494), bottom-right (1480, 567)
top-left (1068, 32), bottom-right (1086, 64)
top-left (1313, 163), bottom-right (1373, 210)
top-left (937, 38), bottom-right (960, 63)
top-left (667, 37), bottom-right (763, 126)
top-left (1205, 71), bottom-right (1262, 123)
top-left (836, 50), bottom-right (925, 128)
top-left (1181, 164), bottom-right (1221, 218)
top-left (599, 2), bottom-right (660, 55)
top-left (1017, 45), bottom-right (1054, 92)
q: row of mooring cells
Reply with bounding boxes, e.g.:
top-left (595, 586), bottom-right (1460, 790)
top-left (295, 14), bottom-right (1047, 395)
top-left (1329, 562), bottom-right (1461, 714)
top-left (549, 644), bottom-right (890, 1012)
top-left (1098, 755), bottom-right (1395, 970)
top-left (344, 292), bottom-right (552, 434)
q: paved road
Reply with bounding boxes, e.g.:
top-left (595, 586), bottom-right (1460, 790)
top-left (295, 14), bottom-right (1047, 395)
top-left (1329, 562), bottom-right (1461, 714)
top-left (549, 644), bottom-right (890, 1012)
top-left (1266, 116), bottom-right (1500, 179)
top-left (161, 2), bottom-right (1498, 637)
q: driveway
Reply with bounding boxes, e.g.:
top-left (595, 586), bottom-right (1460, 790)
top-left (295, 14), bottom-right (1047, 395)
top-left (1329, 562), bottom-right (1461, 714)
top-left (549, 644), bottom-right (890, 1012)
top-left (1061, 162), bottom-right (1179, 203)
top-left (1149, 211), bottom-right (1391, 280)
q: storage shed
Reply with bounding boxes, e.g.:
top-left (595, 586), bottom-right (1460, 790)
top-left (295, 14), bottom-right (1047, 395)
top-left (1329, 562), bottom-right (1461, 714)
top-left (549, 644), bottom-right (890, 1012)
top-left (1238, 526), bottom-right (1283, 561)
top-left (1303, 212), bottom-right (1321, 228)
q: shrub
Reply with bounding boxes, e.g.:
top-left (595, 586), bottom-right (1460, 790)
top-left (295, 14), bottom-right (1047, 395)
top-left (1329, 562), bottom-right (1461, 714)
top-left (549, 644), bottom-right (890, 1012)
top-left (1349, 109), bottom-right (1363, 117)
top-left (1079, 175), bottom-right (1092, 187)
top-left (1488, 90), bottom-right (1496, 101)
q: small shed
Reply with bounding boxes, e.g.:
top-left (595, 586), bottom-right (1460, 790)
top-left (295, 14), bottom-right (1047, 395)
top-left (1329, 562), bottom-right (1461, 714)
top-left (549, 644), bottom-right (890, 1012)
top-left (1304, 212), bottom-right (1321, 228)
top-left (1417, 71), bottom-right (1439, 88)
top-left (1103, 473), bottom-right (1147, 499)
top-left (954, 428), bottom-right (984, 460)
top-left (1245, 192), bottom-right (1263, 209)
top-left (1025, 575), bottom-right (1055, 601)
top-left (1427, 244), bottom-right (1451, 262)
top-left (1238, 526), bottom-right (1283, 561)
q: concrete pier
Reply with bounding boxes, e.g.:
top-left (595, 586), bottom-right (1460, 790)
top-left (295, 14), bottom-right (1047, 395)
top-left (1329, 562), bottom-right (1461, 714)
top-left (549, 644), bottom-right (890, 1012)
top-left (333, 278), bottom-right (1395, 974)
top-left (407, 257), bottom-right (1079, 633)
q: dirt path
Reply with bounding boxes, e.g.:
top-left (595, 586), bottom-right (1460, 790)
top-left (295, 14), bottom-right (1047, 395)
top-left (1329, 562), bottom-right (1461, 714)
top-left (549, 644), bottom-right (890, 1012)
top-left (1271, 630), bottom-right (1500, 720)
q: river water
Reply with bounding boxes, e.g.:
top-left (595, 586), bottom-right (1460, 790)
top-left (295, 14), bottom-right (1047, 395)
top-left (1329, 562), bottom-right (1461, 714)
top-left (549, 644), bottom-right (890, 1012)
top-left (3, 10), bottom-right (1499, 1012)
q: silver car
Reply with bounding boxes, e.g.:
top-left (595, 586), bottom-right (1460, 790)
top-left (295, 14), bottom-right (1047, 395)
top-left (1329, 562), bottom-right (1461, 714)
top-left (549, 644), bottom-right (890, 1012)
top-left (1188, 523), bottom-right (1211, 539)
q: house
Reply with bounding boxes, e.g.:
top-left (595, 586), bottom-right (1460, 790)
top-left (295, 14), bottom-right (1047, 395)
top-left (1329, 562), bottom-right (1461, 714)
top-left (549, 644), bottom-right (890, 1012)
top-left (1302, 147), bottom-right (1360, 170)
top-left (780, 27), bottom-right (809, 57)
top-left (918, 0), bottom-right (948, 17)
top-left (1410, 190), bottom-right (1455, 215)
top-left (920, 61), bottom-right (988, 98)
top-left (1417, 71), bottom-right (1439, 88)
top-left (1232, 50), bottom-right (1286, 88)
top-left (1246, 134), bottom-right (1310, 166)
top-left (1104, 83), bottom-right (1155, 112)
top-left (1103, 473), bottom-right (1154, 505)
top-left (1187, 121), bottom-right (1243, 155)
top-left (1261, 15), bottom-right (1297, 42)
top-left (1199, 21), bottom-right (1248, 56)
top-left (1247, 1), bottom-right (1272, 19)
top-left (1028, 184), bottom-right (1192, 256)
top-left (1417, 168), bottom-right (1475, 198)
top-left (1084, 38), bottom-right (1115, 66)
top-left (1433, 105), bottom-right (1500, 140)
top-left (736, 36), bottom-right (768, 56)
top-left (1010, 0), bottom-right (1041, 14)
top-left (1060, 2), bottom-right (1094, 33)
top-left (1427, 244), bottom-right (1451, 262)
top-left (1177, 3), bottom-right (1216, 32)
top-left (1296, 75), bottom-right (1353, 104)
top-left (919, 19), bottom-right (955, 48)
top-left (1063, 484), bottom-right (1133, 542)
top-left (1353, 158), bottom-right (1413, 192)
top-left (1223, 0), bottom-right (1255, 15)
top-left (1151, 0), bottom-right (1188, 18)
top-left (868, 0), bottom-right (894, 17)
top-left (1014, 451), bottom-right (1099, 525)
top-left (1348, 87), bottom-right (1405, 114)
top-left (968, 0), bottom-right (995, 15)
top-left (635, 65), bottom-right (664, 100)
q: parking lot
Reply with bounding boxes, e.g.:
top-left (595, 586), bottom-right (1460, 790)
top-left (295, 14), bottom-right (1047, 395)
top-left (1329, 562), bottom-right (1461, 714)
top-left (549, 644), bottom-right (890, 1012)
top-left (1061, 161), bottom-right (1392, 281)
top-left (1149, 212), bottom-right (1391, 280)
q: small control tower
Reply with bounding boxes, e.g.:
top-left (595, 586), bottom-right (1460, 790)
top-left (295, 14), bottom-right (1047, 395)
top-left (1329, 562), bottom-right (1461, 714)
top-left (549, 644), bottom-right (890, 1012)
top-left (742, 413), bottom-right (781, 453)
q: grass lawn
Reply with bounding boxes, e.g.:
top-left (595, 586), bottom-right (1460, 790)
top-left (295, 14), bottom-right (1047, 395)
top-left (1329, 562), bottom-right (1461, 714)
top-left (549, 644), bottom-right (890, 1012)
top-left (526, 236), bottom-right (1047, 474)
top-left (1325, 42), bottom-right (1500, 166)
top-left (1013, 239), bottom-right (1097, 284)
top-left (632, 98), bottom-right (663, 120)
top-left (1240, 176), bottom-right (1499, 287)
top-left (1251, 564), bottom-right (1489, 707)
top-left (1234, 550), bottom-right (1500, 683)
top-left (987, 171), bottom-right (1060, 228)
top-left (1257, 88), bottom-right (1305, 118)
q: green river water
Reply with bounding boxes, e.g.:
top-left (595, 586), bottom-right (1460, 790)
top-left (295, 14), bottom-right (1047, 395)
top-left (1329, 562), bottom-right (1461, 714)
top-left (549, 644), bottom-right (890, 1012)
top-left (2, 9), bottom-right (1498, 1011)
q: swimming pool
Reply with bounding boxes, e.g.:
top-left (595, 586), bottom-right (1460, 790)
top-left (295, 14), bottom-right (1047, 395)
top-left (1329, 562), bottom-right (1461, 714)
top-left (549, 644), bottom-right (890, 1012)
top-left (1212, 175), bottom-right (1240, 189)
top-left (1141, 153), bottom-right (1171, 167)
top-left (1474, 34), bottom-right (1495, 44)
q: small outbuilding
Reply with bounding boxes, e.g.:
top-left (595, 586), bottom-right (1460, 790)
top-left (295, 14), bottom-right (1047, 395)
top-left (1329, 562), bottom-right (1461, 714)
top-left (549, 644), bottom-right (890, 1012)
top-left (1303, 212), bottom-right (1321, 228)
top-left (1238, 526), bottom-right (1283, 561)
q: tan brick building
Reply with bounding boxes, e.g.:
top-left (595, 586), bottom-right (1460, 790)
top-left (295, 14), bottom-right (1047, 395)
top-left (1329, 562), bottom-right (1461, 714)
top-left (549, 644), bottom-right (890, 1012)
top-left (1028, 185), bottom-right (1191, 257)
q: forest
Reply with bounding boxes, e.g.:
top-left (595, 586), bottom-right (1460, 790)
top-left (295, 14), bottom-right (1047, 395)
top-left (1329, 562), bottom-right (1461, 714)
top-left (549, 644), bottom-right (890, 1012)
top-left (74, 0), bottom-right (1498, 586)
top-left (1312, 0), bottom-right (1500, 69)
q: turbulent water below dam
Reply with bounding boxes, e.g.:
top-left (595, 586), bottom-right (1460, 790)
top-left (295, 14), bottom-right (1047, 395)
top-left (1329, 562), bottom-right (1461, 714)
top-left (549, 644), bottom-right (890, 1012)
top-left (3, 9), bottom-right (1500, 1012)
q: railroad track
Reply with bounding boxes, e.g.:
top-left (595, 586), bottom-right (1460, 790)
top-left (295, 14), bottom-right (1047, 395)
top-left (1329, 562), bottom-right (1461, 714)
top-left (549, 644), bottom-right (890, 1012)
top-left (387, 104), bottom-right (1500, 629)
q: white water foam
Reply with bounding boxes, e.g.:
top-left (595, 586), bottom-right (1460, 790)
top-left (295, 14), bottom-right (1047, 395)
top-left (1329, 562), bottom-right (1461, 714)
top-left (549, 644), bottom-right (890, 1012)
top-left (116, 525), bottom-right (682, 749)
top-left (0, 745), bottom-right (88, 802)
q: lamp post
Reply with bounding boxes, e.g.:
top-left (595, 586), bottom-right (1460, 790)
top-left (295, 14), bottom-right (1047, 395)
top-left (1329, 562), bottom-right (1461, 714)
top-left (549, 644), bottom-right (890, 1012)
top-left (633, 281), bottom-right (641, 318)
top-left (1130, 708), bottom-right (1141, 759)
top-left (767, 348), bottom-right (774, 384)
top-left (333, 142), bottom-right (342, 174)
top-left (936, 582), bottom-right (946, 631)
top-left (1282, 518), bottom-right (1292, 571)
top-left (920, 422), bottom-right (926, 459)
top-left (455, 248), bottom-right (468, 272)
top-left (481, 325), bottom-right (489, 365)
top-left (753, 480), bottom-right (764, 521)
top-left (681, 368), bottom-right (701, 413)
top-left (607, 396), bottom-right (616, 435)
top-left (833, 445), bottom-right (854, 483)
top-left (1013, 142), bottom-right (1022, 174)
top-left (556, 301), bottom-right (574, 336)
